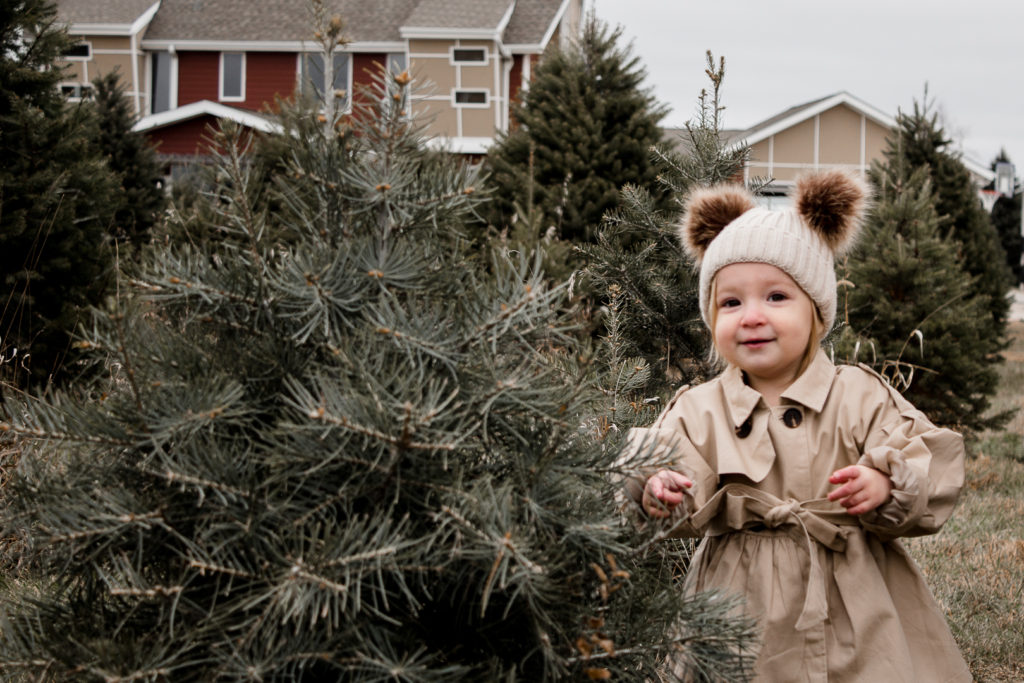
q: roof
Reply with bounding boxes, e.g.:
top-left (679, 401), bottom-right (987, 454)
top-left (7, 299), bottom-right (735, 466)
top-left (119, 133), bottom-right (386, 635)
top-left (503, 0), bottom-right (570, 48)
top-left (140, 0), bottom-right (567, 48)
top-left (57, 0), bottom-right (159, 32)
top-left (143, 0), bottom-right (419, 44)
top-left (133, 100), bottom-right (282, 135)
top-left (401, 0), bottom-right (513, 33)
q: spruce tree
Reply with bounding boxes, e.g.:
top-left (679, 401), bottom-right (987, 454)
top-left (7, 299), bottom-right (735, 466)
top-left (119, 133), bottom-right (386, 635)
top-left (483, 14), bottom-right (669, 249)
top-left (834, 162), bottom-right (1007, 431)
top-left (0, 0), bottom-right (119, 387)
top-left (90, 70), bottom-right (167, 256)
top-left (0, 32), bottom-right (756, 682)
top-left (886, 97), bottom-right (1012, 327)
top-left (579, 53), bottom-right (751, 395)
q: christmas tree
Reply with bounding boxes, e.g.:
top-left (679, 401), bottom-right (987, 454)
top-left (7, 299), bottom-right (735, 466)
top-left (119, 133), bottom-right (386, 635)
top-left (0, 23), bottom-right (755, 681)
top-left (885, 97), bottom-right (1012, 328)
top-left (0, 0), bottom-right (120, 387)
top-left (90, 70), bottom-right (167, 256)
top-left (834, 160), bottom-right (1007, 431)
top-left (483, 14), bottom-right (669, 249)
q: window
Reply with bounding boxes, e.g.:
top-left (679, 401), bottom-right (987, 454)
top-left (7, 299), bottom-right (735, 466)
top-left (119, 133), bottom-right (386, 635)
top-left (220, 52), bottom-right (245, 101)
top-left (451, 47), bottom-right (487, 64)
top-left (301, 53), bottom-right (350, 105)
top-left (453, 89), bottom-right (488, 107)
top-left (151, 51), bottom-right (172, 113)
top-left (60, 83), bottom-right (92, 100)
top-left (62, 43), bottom-right (91, 60)
top-left (386, 52), bottom-right (407, 74)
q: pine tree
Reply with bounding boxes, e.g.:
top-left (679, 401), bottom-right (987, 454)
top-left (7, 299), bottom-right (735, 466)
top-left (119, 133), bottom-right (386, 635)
top-left (834, 163), bottom-right (1008, 430)
top-left (579, 53), bottom-right (751, 395)
top-left (886, 97), bottom-right (1012, 327)
top-left (483, 14), bottom-right (669, 249)
top-left (0, 32), bottom-right (756, 681)
top-left (0, 0), bottom-right (119, 387)
top-left (90, 70), bottom-right (167, 256)
top-left (988, 151), bottom-right (1022, 285)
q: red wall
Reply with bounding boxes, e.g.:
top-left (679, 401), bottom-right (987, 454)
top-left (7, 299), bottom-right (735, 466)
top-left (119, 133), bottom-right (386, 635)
top-left (176, 51), bottom-right (298, 112)
top-left (147, 115), bottom-right (221, 156)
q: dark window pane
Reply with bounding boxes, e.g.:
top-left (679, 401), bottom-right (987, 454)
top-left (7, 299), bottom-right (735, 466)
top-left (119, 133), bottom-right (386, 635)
top-left (452, 48), bottom-right (485, 63)
top-left (63, 43), bottom-right (90, 58)
top-left (455, 90), bottom-right (487, 105)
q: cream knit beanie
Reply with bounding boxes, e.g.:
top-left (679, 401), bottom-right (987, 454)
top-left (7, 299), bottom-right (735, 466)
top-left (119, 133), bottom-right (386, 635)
top-left (679, 170), bottom-right (868, 338)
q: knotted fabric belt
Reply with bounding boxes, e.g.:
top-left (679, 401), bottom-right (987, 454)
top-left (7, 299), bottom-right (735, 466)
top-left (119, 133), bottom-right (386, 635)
top-left (685, 483), bottom-right (860, 631)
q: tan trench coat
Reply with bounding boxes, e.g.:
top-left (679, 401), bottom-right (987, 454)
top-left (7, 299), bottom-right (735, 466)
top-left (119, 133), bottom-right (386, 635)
top-left (628, 350), bottom-right (971, 682)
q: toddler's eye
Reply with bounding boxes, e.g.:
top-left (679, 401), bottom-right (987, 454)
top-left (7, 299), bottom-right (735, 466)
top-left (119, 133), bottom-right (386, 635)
top-left (768, 292), bottom-right (788, 302)
top-left (720, 298), bottom-right (740, 308)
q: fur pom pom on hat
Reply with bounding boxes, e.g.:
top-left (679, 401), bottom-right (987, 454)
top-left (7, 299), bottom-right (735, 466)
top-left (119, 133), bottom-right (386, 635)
top-left (680, 169), bottom-right (868, 337)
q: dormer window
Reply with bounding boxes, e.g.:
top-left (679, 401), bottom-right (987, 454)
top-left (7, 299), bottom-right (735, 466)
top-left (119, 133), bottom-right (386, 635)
top-left (220, 52), bottom-right (245, 101)
top-left (450, 47), bottom-right (487, 65)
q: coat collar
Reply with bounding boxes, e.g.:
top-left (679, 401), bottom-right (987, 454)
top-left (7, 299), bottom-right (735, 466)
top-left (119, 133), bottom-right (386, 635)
top-left (720, 348), bottom-right (836, 426)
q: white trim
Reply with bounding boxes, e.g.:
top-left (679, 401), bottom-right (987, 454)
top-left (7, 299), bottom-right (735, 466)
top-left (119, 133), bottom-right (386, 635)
top-left (538, 0), bottom-right (573, 50)
top-left (813, 114), bottom-right (820, 169)
top-left (860, 115), bottom-right (866, 170)
top-left (219, 52), bottom-right (246, 102)
top-left (143, 39), bottom-right (405, 53)
top-left (130, 1), bottom-right (161, 35)
top-left (449, 45), bottom-right (488, 65)
top-left (169, 45), bottom-right (179, 110)
top-left (130, 31), bottom-right (141, 114)
top-left (89, 48), bottom-right (134, 55)
top-left (452, 89), bottom-right (489, 108)
top-left (425, 136), bottom-right (492, 155)
top-left (132, 100), bottom-right (282, 134)
top-left (68, 23), bottom-right (135, 36)
top-left (401, 26), bottom-right (501, 41)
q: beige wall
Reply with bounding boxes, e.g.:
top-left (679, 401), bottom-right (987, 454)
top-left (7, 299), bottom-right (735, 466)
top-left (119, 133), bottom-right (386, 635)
top-left (408, 36), bottom-right (504, 142)
top-left (58, 33), bottom-right (148, 112)
top-left (744, 103), bottom-right (889, 183)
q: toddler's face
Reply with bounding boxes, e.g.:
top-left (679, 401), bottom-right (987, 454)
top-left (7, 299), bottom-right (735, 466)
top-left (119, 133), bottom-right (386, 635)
top-left (712, 262), bottom-right (815, 393)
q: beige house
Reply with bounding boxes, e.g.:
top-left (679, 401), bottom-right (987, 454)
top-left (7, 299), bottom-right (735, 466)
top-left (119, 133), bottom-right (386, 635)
top-left (669, 92), bottom-right (994, 202)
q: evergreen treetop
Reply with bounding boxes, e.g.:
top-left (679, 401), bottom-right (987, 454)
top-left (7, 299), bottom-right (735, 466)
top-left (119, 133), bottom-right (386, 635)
top-left (884, 97), bottom-right (1012, 328)
top-left (483, 14), bottom-right (669, 247)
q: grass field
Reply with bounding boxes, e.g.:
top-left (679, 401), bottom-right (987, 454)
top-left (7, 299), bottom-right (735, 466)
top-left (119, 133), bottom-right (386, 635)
top-left (905, 320), bottom-right (1024, 682)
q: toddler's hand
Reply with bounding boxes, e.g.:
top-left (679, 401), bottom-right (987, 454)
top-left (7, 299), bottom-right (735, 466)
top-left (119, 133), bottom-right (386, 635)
top-left (828, 465), bottom-right (892, 515)
top-left (642, 469), bottom-right (693, 518)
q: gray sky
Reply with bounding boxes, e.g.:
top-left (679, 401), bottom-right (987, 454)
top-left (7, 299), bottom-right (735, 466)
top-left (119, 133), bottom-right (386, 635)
top-left (590, 0), bottom-right (1024, 177)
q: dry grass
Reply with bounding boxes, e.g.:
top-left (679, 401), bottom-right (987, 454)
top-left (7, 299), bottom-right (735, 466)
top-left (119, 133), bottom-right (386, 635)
top-left (904, 321), bottom-right (1024, 682)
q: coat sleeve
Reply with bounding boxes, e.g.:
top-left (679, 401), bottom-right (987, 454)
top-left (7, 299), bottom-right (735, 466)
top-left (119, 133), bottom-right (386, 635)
top-left (853, 369), bottom-right (966, 540)
top-left (617, 387), bottom-right (719, 538)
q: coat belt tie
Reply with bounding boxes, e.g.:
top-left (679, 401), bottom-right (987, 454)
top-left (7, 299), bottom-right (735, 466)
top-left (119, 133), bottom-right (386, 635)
top-left (684, 483), bottom-right (859, 631)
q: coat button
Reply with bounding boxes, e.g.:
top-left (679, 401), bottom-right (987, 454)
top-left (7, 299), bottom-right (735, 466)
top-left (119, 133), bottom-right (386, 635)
top-left (735, 417), bottom-right (752, 438)
top-left (782, 408), bottom-right (802, 428)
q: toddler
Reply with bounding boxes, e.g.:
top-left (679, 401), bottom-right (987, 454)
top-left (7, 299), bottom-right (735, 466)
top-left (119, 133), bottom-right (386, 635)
top-left (631, 170), bottom-right (970, 682)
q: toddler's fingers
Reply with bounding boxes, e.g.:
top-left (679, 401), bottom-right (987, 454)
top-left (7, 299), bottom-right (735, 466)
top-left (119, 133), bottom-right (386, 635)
top-left (829, 465), bottom-right (860, 484)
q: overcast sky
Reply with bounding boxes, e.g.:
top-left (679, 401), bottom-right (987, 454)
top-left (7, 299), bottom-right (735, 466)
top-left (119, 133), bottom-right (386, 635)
top-left (589, 0), bottom-right (1024, 176)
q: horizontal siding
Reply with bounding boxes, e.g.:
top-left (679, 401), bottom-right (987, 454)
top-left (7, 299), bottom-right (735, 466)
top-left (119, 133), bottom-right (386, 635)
top-left (176, 51), bottom-right (219, 106)
top-left (243, 52), bottom-right (296, 111)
